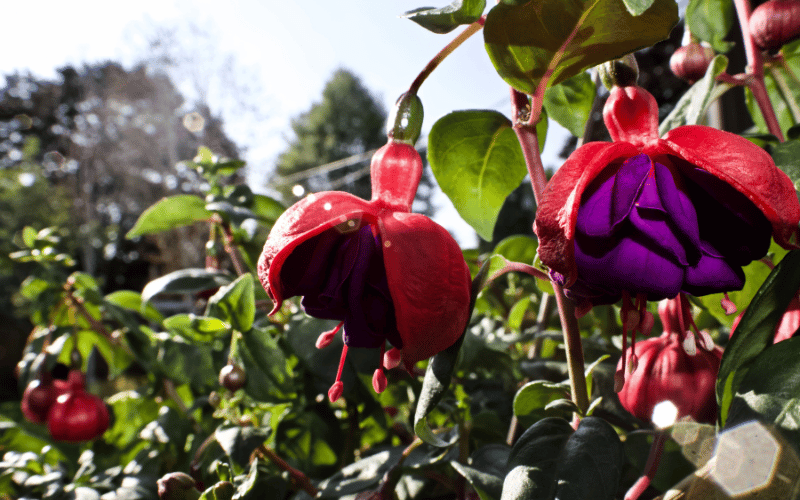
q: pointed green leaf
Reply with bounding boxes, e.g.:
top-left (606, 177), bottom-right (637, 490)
top-left (484, 0), bottom-right (678, 94)
top-left (162, 314), bottom-right (230, 342)
top-left (126, 195), bottom-right (212, 238)
top-left (104, 290), bottom-right (165, 324)
top-left (403, 0), bottom-right (486, 34)
top-left (543, 72), bottom-right (597, 137)
top-left (513, 381), bottom-right (571, 416)
top-left (659, 55), bottom-right (730, 135)
top-left (685, 0), bottom-right (735, 52)
top-left (238, 327), bottom-right (295, 402)
top-left (717, 250), bottom-right (800, 425)
top-left (141, 269), bottom-right (234, 303)
top-left (622, 0), bottom-right (656, 16)
top-left (206, 274), bottom-right (256, 332)
top-left (427, 110), bottom-right (531, 241)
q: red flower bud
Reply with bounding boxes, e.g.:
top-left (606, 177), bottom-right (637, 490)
top-left (157, 472), bottom-right (202, 500)
top-left (21, 374), bottom-right (67, 424)
top-left (750, 0), bottom-right (800, 52)
top-left (47, 370), bottom-right (110, 442)
top-left (258, 141), bottom-right (471, 400)
top-left (670, 42), bottom-right (715, 83)
top-left (617, 296), bottom-right (722, 424)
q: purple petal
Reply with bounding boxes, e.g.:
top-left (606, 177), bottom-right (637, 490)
top-left (574, 232), bottom-right (685, 301)
top-left (655, 162), bottom-right (702, 252)
top-left (611, 154), bottom-right (653, 226)
top-left (682, 251), bottom-right (745, 296)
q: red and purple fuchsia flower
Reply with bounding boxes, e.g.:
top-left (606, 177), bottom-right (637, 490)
top-left (258, 141), bottom-right (472, 402)
top-left (534, 82), bottom-right (800, 413)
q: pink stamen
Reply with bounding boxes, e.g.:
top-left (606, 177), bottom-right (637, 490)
top-left (383, 347), bottom-right (402, 370)
top-left (327, 344), bottom-right (349, 402)
top-left (316, 321), bottom-right (343, 349)
top-left (640, 311), bottom-right (654, 336)
top-left (372, 369), bottom-right (388, 393)
top-left (721, 293), bottom-right (737, 315)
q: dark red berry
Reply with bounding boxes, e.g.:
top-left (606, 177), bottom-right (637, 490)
top-left (750, 0), bottom-right (800, 52)
top-left (670, 42), bottom-right (715, 83)
top-left (47, 370), bottom-right (110, 442)
top-left (219, 364), bottom-right (246, 392)
top-left (21, 379), bottom-right (57, 424)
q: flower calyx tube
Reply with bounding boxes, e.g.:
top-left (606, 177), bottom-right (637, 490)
top-left (258, 139), bottom-right (471, 402)
top-left (616, 294), bottom-right (723, 425)
top-left (534, 84), bottom-right (800, 313)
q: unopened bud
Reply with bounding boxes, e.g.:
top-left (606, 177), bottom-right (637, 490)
top-left (598, 54), bottom-right (639, 90)
top-left (387, 92), bottom-right (424, 144)
top-left (157, 472), bottom-right (201, 500)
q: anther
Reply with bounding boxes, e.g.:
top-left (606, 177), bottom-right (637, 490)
top-left (316, 321), bottom-right (343, 349)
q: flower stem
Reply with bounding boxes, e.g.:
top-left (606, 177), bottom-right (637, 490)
top-left (511, 88), bottom-right (590, 416)
top-left (257, 444), bottom-right (319, 496)
top-left (408, 17), bottom-right (486, 95)
top-left (733, 0), bottom-right (785, 141)
top-left (624, 432), bottom-right (667, 500)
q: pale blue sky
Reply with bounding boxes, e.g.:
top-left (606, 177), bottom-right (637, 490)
top-left (2, 1), bottom-right (571, 245)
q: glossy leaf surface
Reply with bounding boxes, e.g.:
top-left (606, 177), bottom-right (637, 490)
top-left (403, 0), bottom-right (486, 34)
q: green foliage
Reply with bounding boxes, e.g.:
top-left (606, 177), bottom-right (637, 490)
top-left (403, 0), bottom-right (486, 34)
top-left (686, 0), bottom-right (735, 52)
top-left (427, 110), bottom-right (538, 241)
top-left (543, 73), bottom-right (597, 138)
top-left (659, 55), bottom-right (730, 135)
top-left (483, 0), bottom-right (678, 94)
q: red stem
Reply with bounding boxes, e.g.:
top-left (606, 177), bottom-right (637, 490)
top-left (624, 432), bottom-right (667, 500)
top-left (732, 0), bottom-right (785, 141)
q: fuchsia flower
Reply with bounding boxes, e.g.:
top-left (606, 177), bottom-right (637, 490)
top-left (258, 142), bottom-right (471, 401)
top-left (617, 295), bottom-right (722, 424)
top-left (535, 84), bottom-right (800, 313)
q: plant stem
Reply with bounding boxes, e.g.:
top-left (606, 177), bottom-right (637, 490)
top-left (733, 0), bottom-right (785, 140)
top-left (257, 444), bottom-right (319, 496)
top-left (408, 17), bottom-right (486, 95)
top-left (219, 219), bottom-right (248, 276)
top-left (511, 89), bottom-right (590, 417)
top-left (624, 432), bottom-right (667, 500)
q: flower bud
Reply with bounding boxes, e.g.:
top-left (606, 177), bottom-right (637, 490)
top-left (598, 54), bottom-right (639, 90)
top-left (750, 0), bottom-right (800, 52)
top-left (670, 42), bottom-right (715, 83)
top-left (21, 375), bottom-right (63, 424)
top-left (387, 92), bottom-right (424, 145)
top-left (218, 364), bottom-right (246, 392)
top-left (47, 370), bottom-right (110, 442)
top-left (616, 333), bottom-right (722, 424)
top-left (157, 472), bottom-right (202, 500)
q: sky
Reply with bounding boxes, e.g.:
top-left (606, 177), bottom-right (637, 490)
top-left (1, 0), bottom-right (571, 246)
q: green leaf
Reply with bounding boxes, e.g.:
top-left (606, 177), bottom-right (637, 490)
top-left (141, 268), bottom-right (234, 303)
top-left (206, 201), bottom-right (259, 225)
top-left (685, 0), bottom-right (735, 52)
top-left (215, 425), bottom-right (271, 467)
top-left (726, 337), bottom-right (800, 444)
top-left (317, 449), bottom-right (402, 498)
top-left (104, 290), bottom-right (165, 324)
top-left (414, 333), bottom-right (467, 447)
top-left (493, 235), bottom-right (538, 264)
top-left (157, 338), bottom-right (219, 393)
top-left (553, 417), bottom-right (624, 500)
top-left (126, 195), bottom-right (212, 238)
top-left (501, 417), bottom-right (623, 500)
top-left (205, 274), bottom-right (256, 332)
top-left (403, 0), bottom-right (486, 34)
top-left (659, 55), bottom-right (730, 135)
top-left (513, 380), bottom-right (571, 416)
top-left (451, 461), bottom-right (504, 500)
top-left (717, 250), bottom-right (800, 425)
top-left (163, 314), bottom-right (230, 342)
top-left (771, 139), bottom-right (800, 201)
top-left (483, 0), bottom-right (678, 94)
top-left (104, 391), bottom-right (161, 449)
top-left (238, 327), bottom-right (295, 402)
top-left (503, 417), bottom-right (573, 500)
top-left (428, 110), bottom-right (528, 241)
top-left (621, 0), bottom-right (656, 16)
top-left (250, 194), bottom-right (286, 224)
top-left (543, 73), bottom-right (597, 137)
top-left (22, 226), bottom-right (37, 248)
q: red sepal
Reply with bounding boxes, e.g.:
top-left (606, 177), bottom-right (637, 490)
top-left (660, 125), bottom-right (800, 248)
top-left (603, 86), bottom-right (659, 148)
top-left (534, 141), bottom-right (639, 287)
top-left (379, 212), bottom-right (471, 369)
top-left (370, 142), bottom-right (423, 212)
top-left (257, 191), bottom-right (378, 311)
